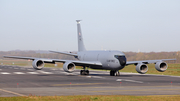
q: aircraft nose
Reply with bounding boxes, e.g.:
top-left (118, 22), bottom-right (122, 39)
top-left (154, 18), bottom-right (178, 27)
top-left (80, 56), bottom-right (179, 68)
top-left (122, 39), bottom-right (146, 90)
top-left (116, 56), bottom-right (126, 67)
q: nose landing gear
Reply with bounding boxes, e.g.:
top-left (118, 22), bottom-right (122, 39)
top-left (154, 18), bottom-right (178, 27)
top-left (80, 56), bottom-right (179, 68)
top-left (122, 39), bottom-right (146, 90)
top-left (110, 70), bottom-right (120, 76)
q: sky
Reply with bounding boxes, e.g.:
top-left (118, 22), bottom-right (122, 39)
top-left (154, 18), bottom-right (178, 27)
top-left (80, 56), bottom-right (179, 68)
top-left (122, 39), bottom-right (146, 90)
top-left (0, 0), bottom-right (180, 52)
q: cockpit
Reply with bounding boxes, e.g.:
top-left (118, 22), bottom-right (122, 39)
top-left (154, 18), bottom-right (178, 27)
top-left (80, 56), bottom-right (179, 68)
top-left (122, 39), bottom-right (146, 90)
top-left (114, 55), bottom-right (127, 67)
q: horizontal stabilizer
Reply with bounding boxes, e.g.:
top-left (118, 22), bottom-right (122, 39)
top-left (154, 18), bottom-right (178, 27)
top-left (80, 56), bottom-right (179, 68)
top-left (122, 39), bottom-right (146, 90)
top-left (49, 50), bottom-right (78, 56)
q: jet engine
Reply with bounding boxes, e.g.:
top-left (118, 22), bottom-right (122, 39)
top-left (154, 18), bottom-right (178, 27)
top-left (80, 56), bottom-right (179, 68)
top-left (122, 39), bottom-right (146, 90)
top-left (155, 61), bottom-right (167, 72)
top-left (32, 59), bottom-right (44, 70)
top-left (136, 63), bottom-right (148, 74)
top-left (63, 61), bottom-right (76, 73)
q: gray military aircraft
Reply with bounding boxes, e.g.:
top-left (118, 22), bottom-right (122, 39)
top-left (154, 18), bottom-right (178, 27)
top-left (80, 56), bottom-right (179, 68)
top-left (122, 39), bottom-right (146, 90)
top-left (4, 20), bottom-right (176, 76)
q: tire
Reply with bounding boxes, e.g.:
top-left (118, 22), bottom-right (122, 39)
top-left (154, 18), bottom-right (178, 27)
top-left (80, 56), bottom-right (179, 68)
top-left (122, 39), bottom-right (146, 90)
top-left (80, 70), bottom-right (83, 75)
top-left (110, 70), bottom-right (115, 76)
top-left (112, 71), bottom-right (115, 76)
top-left (86, 70), bottom-right (89, 75)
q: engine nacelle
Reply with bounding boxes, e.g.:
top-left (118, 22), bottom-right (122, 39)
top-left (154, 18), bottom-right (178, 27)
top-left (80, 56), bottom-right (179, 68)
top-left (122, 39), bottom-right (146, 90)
top-left (136, 63), bottom-right (148, 74)
top-left (32, 59), bottom-right (44, 70)
top-left (63, 61), bottom-right (76, 73)
top-left (155, 61), bottom-right (168, 72)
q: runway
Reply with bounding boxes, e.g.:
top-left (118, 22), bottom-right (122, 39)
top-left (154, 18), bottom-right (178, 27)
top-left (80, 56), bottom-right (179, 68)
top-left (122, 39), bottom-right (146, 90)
top-left (0, 65), bottom-right (180, 97)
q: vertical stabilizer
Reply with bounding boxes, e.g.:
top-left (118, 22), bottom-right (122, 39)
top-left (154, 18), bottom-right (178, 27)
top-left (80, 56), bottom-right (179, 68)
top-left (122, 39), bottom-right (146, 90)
top-left (76, 20), bottom-right (86, 51)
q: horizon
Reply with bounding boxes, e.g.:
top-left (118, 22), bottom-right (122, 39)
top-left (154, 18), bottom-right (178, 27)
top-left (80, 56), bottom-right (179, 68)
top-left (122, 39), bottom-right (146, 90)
top-left (1, 49), bottom-right (179, 53)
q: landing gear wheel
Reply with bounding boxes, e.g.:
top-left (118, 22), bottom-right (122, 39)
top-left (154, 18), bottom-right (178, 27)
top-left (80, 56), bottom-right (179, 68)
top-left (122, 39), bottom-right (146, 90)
top-left (110, 70), bottom-right (120, 76)
top-left (85, 70), bottom-right (89, 75)
top-left (115, 71), bottom-right (120, 76)
top-left (80, 70), bottom-right (83, 75)
top-left (110, 70), bottom-right (115, 76)
top-left (80, 70), bottom-right (89, 75)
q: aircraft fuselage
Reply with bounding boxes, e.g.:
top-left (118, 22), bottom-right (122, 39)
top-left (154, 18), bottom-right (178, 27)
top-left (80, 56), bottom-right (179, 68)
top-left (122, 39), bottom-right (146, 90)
top-left (78, 50), bottom-right (126, 70)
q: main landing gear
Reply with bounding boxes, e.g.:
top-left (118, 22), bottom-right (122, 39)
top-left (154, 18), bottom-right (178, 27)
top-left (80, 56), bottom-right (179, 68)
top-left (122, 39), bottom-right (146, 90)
top-left (110, 70), bottom-right (120, 76)
top-left (80, 66), bottom-right (89, 75)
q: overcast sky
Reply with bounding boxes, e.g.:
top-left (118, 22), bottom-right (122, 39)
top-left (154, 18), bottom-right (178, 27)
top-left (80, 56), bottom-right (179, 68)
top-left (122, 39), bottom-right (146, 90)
top-left (0, 0), bottom-right (180, 52)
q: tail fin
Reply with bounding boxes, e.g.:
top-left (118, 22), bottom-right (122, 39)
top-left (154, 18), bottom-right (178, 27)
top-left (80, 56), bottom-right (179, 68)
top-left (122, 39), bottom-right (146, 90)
top-left (76, 20), bottom-right (86, 52)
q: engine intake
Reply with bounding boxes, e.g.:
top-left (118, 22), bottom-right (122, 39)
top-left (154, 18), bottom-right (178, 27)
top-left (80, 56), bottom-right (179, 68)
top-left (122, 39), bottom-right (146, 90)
top-left (136, 63), bottom-right (148, 74)
top-left (32, 59), bottom-right (44, 70)
top-left (63, 61), bottom-right (76, 73)
top-left (155, 61), bottom-right (167, 72)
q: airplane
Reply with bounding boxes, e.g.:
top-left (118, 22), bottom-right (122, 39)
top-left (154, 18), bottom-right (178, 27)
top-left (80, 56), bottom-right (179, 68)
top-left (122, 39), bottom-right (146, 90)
top-left (4, 20), bottom-right (176, 76)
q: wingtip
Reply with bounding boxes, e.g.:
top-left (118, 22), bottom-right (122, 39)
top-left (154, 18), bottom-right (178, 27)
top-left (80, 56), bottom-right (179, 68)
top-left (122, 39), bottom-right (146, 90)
top-left (3, 56), bottom-right (8, 58)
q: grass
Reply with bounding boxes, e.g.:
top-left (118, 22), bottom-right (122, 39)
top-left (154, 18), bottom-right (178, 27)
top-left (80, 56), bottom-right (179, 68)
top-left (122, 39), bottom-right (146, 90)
top-left (1, 59), bottom-right (180, 76)
top-left (1, 95), bottom-right (180, 101)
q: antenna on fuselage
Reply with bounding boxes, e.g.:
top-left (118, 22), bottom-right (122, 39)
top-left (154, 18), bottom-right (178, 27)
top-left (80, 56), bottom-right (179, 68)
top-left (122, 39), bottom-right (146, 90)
top-left (76, 20), bottom-right (86, 52)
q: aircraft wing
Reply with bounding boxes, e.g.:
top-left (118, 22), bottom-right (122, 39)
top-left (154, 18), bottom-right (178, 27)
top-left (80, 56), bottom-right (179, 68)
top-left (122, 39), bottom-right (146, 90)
top-left (4, 56), bottom-right (54, 63)
top-left (4, 56), bottom-right (36, 60)
top-left (3, 56), bottom-right (102, 66)
top-left (126, 59), bottom-right (176, 65)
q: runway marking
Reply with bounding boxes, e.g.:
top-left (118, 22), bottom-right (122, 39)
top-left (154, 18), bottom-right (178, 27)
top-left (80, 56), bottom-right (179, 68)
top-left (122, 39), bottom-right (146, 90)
top-left (60, 72), bottom-right (78, 75)
top-left (53, 83), bottom-right (104, 86)
top-left (92, 76), bottom-right (105, 79)
top-left (0, 72), bottom-right (10, 74)
top-left (86, 76), bottom-right (92, 78)
top-left (0, 88), bottom-right (27, 96)
top-left (58, 68), bottom-right (63, 70)
top-left (79, 75), bottom-right (105, 79)
top-left (27, 69), bottom-right (34, 71)
top-left (92, 88), bottom-right (180, 93)
top-left (90, 72), bottom-right (108, 74)
top-left (41, 71), bottom-right (53, 74)
top-left (66, 73), bottom-right (78, 75)
top-left (20, 68), bottom-right (26, 70)
top-left (14, 68), bottom-right (19, 69)
top-left (14, 72), bottom-right (25, 74)
top-left (116, 79), bottom-right (143, 83)
top-left (38, 70), bottom-right (54, 74)
top-left (51, 69), bottom-right (58, 70)
top-left (60, 72), bottom-right (69, 74)
top-left (124, 79), bottom-right (143, 83)
top-left (27, 72), bottom-right (39, 74)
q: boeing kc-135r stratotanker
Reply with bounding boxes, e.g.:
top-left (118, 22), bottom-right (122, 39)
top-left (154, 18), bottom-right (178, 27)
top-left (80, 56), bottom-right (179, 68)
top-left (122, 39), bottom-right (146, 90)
top-left (4, 20), bottom-right (176, 76)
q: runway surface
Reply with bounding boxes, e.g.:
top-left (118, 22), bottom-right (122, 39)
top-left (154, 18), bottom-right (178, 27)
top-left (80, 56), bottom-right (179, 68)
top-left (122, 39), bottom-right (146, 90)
top-left (0, 65), bottom-right (180, 97)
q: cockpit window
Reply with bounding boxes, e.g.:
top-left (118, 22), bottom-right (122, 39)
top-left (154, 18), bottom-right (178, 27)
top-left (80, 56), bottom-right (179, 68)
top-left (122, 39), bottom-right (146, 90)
top-left (114, 55), bottom-right (125, 59)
